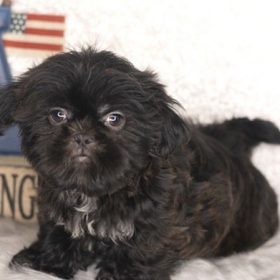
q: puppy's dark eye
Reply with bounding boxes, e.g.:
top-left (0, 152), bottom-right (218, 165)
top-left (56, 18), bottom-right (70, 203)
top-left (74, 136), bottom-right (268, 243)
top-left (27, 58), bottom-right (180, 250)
top-left (104, 112), bottom-right (125, 130)
top-left (49, 108), bottom-right (69, 125)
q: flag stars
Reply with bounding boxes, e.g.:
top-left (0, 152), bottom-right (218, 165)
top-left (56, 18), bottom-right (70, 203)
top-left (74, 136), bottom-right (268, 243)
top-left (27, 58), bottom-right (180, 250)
top-left (10, 13), bottom-right (26, 33)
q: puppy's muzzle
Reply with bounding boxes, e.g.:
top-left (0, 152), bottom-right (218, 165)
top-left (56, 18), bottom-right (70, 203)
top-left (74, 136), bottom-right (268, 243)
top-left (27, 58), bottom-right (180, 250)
top-left (72, 134), bottom-right (95, 162)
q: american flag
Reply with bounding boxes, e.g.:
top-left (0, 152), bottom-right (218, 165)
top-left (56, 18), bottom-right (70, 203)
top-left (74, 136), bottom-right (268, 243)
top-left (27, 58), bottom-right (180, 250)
top-left (3, 12), bottom-right (65, 57)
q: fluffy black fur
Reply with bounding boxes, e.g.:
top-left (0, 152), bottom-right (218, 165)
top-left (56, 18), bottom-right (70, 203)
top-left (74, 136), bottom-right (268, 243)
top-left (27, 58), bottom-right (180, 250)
top-left (0, 49), bottom-right (279, 280)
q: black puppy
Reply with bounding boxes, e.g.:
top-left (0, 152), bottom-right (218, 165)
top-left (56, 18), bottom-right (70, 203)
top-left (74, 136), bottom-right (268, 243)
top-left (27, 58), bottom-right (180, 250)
top-left (0, 49), bottom-right (279, 280)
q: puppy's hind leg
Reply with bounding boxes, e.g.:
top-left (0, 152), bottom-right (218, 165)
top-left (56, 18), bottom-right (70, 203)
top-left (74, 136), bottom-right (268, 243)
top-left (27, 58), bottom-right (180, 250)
top-left (201, 118), bottom-right (279, 256)
top-left (96, 254), bottom-right (172, 280)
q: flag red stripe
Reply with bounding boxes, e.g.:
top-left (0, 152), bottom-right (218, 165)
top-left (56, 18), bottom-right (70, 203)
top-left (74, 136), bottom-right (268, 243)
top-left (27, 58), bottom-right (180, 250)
top-left (3, 40), bottom-right (63, 51)
top-left (25, 28), bottom-right (64, 37)
top-left (27, 13), bottom-right (65, 23)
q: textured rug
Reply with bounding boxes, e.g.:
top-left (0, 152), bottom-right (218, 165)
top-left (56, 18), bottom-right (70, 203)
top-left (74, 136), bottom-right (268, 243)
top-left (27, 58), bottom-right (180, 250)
top-left (1, 0), bottom-right (280, 279)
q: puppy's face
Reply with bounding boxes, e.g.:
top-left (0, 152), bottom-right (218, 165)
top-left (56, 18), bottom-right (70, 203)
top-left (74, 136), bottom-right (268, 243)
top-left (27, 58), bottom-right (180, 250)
top-left (0, 49), bottom-right (188, 196)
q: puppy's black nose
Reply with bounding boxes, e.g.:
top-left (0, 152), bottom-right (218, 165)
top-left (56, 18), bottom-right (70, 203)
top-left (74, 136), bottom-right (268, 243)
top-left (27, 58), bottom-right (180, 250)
top-left (73, 134), bottom-right (94, 146)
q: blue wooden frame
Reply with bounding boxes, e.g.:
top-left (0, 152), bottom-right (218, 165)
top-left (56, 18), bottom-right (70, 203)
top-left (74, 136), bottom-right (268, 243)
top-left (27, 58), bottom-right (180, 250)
top-left (0, 6), bottom-right (11, 83)
top-left (0, 6), bottom-right (21, 154)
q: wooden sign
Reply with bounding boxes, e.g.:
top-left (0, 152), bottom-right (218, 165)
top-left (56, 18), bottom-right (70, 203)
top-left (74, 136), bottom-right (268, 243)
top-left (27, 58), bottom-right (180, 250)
top-left (0, 156), bottom-right (38, 223)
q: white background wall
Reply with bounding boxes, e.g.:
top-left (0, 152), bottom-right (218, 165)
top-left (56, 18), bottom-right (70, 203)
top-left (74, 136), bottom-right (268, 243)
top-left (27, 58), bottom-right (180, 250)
top-left (9, 0), bottom-right (280, 123)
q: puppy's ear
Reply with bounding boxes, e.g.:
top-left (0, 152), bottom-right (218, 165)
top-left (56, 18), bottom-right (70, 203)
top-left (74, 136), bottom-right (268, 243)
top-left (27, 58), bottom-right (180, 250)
top-left (135, 70), bottom-right (190, 158)
top-left (155, 101), bottom-right (189, 158)
top-left (0, 83), bottom-right (18, 134)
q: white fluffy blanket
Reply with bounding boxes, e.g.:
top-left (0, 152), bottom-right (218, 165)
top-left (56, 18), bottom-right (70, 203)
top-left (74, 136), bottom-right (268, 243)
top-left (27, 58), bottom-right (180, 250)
top-left (1, 0), bottom-right (280, 279)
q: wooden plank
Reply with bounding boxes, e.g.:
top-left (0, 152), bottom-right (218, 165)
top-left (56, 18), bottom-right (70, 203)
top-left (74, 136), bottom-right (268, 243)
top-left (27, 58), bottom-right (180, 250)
top-left (0, 156), bottom-right (38, 223)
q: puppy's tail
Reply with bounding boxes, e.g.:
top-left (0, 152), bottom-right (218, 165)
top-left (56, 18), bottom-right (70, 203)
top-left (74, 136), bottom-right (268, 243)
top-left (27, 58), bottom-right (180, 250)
top-left (201, 118), bottom-right (280, 156)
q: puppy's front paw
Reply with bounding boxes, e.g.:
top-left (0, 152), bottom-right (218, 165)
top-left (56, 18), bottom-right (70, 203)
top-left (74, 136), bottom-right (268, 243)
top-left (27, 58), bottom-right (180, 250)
top-left (10, 247), bottom-right (74, 279)
top-left (10, 247), bottom-right (39, 270)
top-left (96, 268), bottom-right (170, 280)
top-left (96, 269), bottom-right (116, 280)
